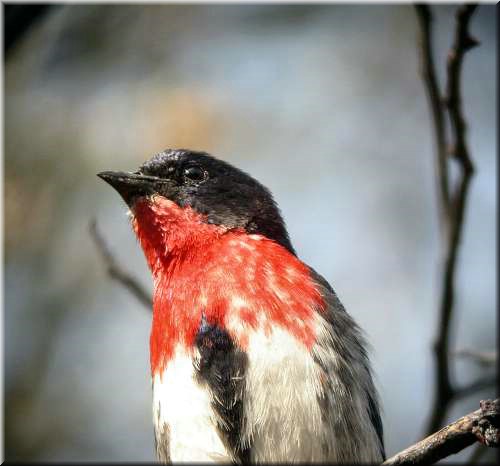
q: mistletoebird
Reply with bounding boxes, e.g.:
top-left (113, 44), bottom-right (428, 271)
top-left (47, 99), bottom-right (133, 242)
top-left (98, 149), bottom-right (385, 463)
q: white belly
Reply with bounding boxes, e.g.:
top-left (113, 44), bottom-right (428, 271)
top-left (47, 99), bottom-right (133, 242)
top-left (242, 324), bottom-right (327, 461)
top-left (152, 348), bottom-right (233, 462)
top-left (152, 321), bottom-right (382, 463)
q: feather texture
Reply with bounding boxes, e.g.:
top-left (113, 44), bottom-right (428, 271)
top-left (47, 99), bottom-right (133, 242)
top-left (110, 149), bottom-right (386, 463)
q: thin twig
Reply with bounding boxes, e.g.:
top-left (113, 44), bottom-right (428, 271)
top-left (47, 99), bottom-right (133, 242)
top-left (444, 6), bottom-right (479, 174)
top-left (415, 4), bottom-right (451, 231)
top-left (427, 4), bottom-right (478, 435)
top-left (89, 218), bottom-right (152, 309)
top-left (415, 4), bottom-right (479, 436)
top-left (382, 399), bottom-right (500, 466)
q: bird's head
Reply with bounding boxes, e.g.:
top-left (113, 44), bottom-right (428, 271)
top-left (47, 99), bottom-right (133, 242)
top-left (99, 149), bottom-right (324, 369)
top-left (98, 149), bottom-right (295, 266)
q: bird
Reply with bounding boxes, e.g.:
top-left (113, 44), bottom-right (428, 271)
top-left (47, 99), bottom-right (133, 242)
top-left (98, 148), bottom-right (385, 463)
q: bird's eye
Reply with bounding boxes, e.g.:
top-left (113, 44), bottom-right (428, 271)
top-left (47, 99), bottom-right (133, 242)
top-left (183, 166), bottom-right (206, 182)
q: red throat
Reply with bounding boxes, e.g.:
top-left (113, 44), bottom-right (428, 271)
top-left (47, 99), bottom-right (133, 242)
top-left (132, 196), bottom-right (325, 375)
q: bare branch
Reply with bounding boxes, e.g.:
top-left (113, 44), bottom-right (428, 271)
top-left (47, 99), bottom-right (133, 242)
top-left (382, 399), bottom-right (500, 466)
top-left (444, 5), bottom-right (479, 174)
top-left (89, 218), bottom-right (152, 309)
top-left (426, 4), bottom-right (478, 435)
top-left (415, 4), bottom-right (479, 435)
top-left (415, 4), bottom-right (451, 229)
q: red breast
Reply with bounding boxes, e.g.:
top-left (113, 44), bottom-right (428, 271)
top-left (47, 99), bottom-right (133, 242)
top-left (132, 195), bottom-right (324, 375)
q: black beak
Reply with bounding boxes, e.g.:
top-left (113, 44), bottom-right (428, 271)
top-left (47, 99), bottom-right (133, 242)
top-left (97, 171), bottom-right (159, 206)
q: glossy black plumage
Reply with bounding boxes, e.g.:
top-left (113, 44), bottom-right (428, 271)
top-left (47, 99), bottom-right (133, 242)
top-left (194, 317), bottom-right (250, 463)
top-left (139, 149), bottom-right (295, 254)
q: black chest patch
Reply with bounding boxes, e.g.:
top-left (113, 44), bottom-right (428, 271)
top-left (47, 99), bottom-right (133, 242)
top-left (194, 316), bottom-right (251, 463)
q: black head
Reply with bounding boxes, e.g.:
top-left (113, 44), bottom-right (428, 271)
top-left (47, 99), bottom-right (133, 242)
top-left (98, 149), bottom-right (295, 254)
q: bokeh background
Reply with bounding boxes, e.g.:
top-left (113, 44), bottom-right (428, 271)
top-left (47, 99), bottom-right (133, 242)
top-left (4, 4), bottom-right (496, 462)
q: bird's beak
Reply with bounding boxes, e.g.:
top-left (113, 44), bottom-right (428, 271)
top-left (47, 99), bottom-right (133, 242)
top-left (98, 171), bottom-right (160, 206)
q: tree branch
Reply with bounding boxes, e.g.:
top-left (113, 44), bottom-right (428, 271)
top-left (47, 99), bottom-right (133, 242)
top-left (89, 219), bottom-right (152, 309)
top-left (415, 4), bottom-right (451, 231)
top-left (444, 6), bottom-right (479, 174)
top-left (383, 399), bottom-right (500, 466)
top-left (415, 4), bottom-right (480, 436)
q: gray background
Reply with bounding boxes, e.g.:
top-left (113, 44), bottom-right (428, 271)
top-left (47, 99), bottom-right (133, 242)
top-left (4, 4), bottom-right (496, 462)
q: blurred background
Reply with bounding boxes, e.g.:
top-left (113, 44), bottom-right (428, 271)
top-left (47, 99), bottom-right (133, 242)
top-left (4, 4), bottom-right (496, 462)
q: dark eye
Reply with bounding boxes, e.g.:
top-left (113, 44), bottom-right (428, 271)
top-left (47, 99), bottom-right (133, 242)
top-left (183, 165), bottom-right (206, 182)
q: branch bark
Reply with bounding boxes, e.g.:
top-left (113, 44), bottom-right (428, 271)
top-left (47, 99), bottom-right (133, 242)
top-left (415, 3), bottom-right (480, 436)
top-left (383, 399), bottom-right (500, 466)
